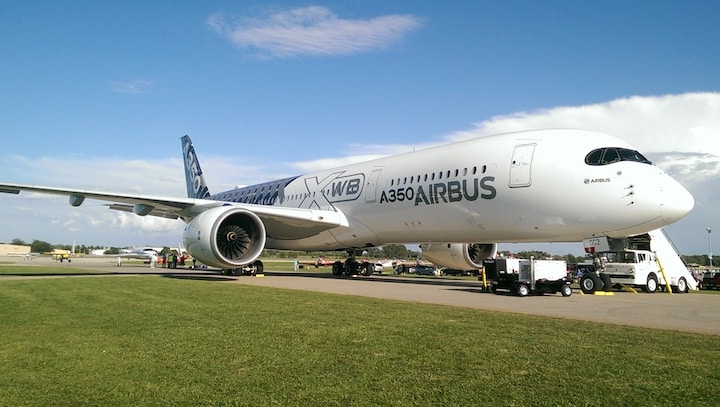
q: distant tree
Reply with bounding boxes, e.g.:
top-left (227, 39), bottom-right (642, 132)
top-left (30, 240), bottom-right (54, 253)
top-left (517, 250), bottom-right (554, 260)
top-left (366, 244), bottom-right (416, 260)
top-left (11, 238), bottom-right (26, 246)
top-left (104, 247), bottom-right (120, 255)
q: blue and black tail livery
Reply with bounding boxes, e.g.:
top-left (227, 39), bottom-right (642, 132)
top-left (181, 135), bottom-right (211, 199)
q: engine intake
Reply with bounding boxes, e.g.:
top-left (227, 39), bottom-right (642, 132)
top-left (420, 242), bottom-right (497, 271)
top-left (183, 206), bottom-right (266, 269)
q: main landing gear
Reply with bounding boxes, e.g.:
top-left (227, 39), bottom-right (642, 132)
top-left (331, 257), bottom-right (375, 277)
top-left (222, 260), bottom-right (264, 276)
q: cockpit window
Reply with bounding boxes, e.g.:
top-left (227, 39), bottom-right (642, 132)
top-left (585, 147), bottom-right (652, 166)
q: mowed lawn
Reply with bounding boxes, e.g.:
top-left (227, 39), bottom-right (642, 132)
top-left (0, 274), bottom-right (718, 406)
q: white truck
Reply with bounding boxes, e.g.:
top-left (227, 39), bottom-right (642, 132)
top-left (484, 258), bottom-right (573, 297)
top-left (579, 232), bottom-right (695, 294)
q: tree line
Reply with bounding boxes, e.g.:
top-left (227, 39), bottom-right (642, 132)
top-left (5, 238), bottom-right (718, 267)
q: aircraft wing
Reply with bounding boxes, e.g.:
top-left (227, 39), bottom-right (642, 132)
top-left (0, 183), bottom-right (348, 240)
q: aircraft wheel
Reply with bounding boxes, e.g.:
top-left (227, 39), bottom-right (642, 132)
top-left (344, 261), bottom-right (357, 276)
top-left (644, 274), bottom-right (658, 293)
top-left (363, 263), bottom-right (373, 276)
top-left (517, 284), bottom-right (529, 297)
top-left (561, 284), bottom-right (573, 297)
top-left (580, 274), bottom-right (599, 294)
top-left (253, 260), bottom-right (264, 276)
top-left (332, 261), bottom-right (343, 276)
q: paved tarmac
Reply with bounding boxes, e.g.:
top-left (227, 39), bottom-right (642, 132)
top-left (2, 256), bottom-right (719, 335)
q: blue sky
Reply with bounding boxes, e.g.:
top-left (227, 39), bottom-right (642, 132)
top-left (1, 1), bottom-right (719, 256)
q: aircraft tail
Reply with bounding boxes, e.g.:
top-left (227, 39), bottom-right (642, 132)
top-left (181, 135), bottom-right (211, 199)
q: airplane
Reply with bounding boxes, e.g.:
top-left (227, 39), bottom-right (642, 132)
top-left (0, 129), bottom-right (694, 276)
top-left (45, 249), bottom-right (73, 262)
top-left (117, 247), bottom-right (162, 259)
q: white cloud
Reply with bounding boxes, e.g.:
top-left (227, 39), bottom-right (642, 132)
top-left (207, 6), bottom-right (423, 58)
top-left (447, 93), bottom-right (720, 156)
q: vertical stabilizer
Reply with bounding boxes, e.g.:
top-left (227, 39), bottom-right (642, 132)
top-left (181, 135), bottom-right (211, 199)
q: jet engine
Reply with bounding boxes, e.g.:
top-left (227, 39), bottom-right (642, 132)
top-left (420, 243), bottom-right (497, 271)
top-left (183, 206), bottom-right (266, 269)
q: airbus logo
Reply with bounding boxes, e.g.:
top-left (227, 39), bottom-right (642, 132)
top-left (584, 178), bottom-right (611, 184)
top-left (380, 177), bottom-right (496, 206)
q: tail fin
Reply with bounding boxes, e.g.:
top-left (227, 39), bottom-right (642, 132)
top-left (181, 135), bottom-right (211, 199)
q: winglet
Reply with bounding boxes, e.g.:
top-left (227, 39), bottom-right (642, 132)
top-left (181, 135), bottom-right (211, 199)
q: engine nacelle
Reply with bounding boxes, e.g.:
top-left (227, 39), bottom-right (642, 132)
top-left (420, 243), bottom-right (497, 271)
top-left (183, 206), bottom-right (266, 269)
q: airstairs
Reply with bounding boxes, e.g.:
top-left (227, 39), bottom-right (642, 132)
top-left (629, 229), bottom-right (698, 291)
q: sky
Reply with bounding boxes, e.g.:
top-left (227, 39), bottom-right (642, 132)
top-left (0, 1), bottom-right (718, 256)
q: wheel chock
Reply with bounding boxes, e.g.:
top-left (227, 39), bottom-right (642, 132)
top-left (594, 291), bottom-right (614, 296)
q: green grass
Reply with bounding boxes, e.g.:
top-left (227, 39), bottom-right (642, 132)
top-left (0, 264), bottom-right (106, 275)
top-left (0, 275), bottom-right (718, 406)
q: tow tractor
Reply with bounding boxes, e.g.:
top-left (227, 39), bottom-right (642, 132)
top-left (484, 257), bottom-right (572, 297)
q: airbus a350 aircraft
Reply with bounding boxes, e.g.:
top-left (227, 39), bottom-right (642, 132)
top-left (0, 129), bottom-right (694, 275)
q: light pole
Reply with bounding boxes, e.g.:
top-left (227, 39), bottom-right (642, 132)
top-left (707, 228), bottom-right (713, 267)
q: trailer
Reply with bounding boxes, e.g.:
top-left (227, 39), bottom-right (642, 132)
top-left (484, 258), bottom-right (572, 297)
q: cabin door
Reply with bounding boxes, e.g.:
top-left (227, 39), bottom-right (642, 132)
top-left (365, 168), bottom-right (383, 203)
top-left (509, 143), bottom-right (536, 188)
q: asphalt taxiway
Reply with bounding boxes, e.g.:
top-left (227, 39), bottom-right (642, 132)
top-left (2, 256), bottom-right (718, 335)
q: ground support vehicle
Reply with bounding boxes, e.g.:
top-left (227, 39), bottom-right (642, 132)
top-left (483, 258), bottom-right (572, 297)
top-left (581, 231), bottom-right (695, 294)
top-left (702, 272), bottom-right (720, 290)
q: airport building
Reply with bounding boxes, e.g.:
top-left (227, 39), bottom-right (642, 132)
top-left (0, 244), bottom-right (31, 256)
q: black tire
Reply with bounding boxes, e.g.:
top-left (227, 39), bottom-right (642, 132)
top-left (517, 284), bottom-right (529, 297)
top-left (644, 274), bottom-right (658, 293)
top-left (599, 273), bottom-right (613, 292)
top-left (253, 260), bottom-right (264, 275)
top-left (363, 263), bottom-right (373, 276)
top-left (580, 274), bottom-right (600, 294)
top-left (332, 261), bottom-right (343, 276)
top-left (344, 260), bottom-right (358, 276)
top-left (561, 284), bottom-right (573, 297)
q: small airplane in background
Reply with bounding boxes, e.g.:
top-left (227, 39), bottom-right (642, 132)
top-left (0, 129), bottom-right (694, 275)
top-left (117, 247), bottom-right (162, 259)
top-left (44, 241), bottom-right (76, 262)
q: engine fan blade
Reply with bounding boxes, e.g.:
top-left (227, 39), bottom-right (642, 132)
top-left (217, 224), bottom-right (251, 260)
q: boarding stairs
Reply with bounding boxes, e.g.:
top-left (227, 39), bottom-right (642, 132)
top-left (628, 229), bottom-right (698, 291)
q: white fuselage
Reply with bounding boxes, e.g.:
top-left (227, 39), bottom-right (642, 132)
top-left (237, 129), bottom-right (693, 251)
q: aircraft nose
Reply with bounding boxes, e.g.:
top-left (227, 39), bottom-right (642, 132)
top-left (660, 177), bottom-right (694, 224)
